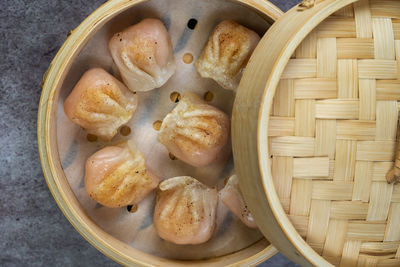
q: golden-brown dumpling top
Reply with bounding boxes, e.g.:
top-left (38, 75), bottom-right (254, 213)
top-left (109, 18), bottom-right (176, 92)
top-left (64, 68), bottom-right (138, 141)
top-left (85, 141), bottom-right (159, 208)
top-left (154, 176), bottom-right (218, 245)
top-left (158, 92), bottom-right (230, 167)
top-left (219, 174), bottom-right (258, 229)
top-left (195, 20), bottom-right (260, 91)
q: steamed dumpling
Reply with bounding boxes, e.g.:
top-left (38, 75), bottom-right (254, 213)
top-left (64, 68), bottom-right (138, 141)
top-left (109, 18), bottom-right (176, 92)
top-left (154, 176), bottom-right (218, 245)
top-left (195, 20), bottom-right (260, 91)
top-left (85, 141), bottom-right (159, 208)
top-left (158, 92), bottom-right (230, 167)
top-left (219, 174), bottom-right (257, 228)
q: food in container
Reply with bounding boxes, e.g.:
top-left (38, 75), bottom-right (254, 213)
top-left (219, 174), bottom-right (258, 229)
top-left (109, 18), bottom-right (176, 92)
top-left (154, 176), bottom-right (218, 245)
top-left (63, 68), bottom-right (138, 141)
top-left (158, 92), bottom-right (230, 167)
top-left (195, 20), bottom-right (260, 91)
top-left (85, 141), bottom-right (159, 208)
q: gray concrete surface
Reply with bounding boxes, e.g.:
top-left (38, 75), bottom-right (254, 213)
top-left (0, 0), bottom-right (300, 266)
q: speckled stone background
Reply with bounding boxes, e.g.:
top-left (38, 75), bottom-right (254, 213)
top-left (0, 0), bottom-right (301, 266)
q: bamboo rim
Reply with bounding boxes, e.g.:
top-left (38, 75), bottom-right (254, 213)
top-left (37, 0), bottom-right (283, 266)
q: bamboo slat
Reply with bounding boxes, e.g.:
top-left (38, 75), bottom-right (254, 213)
top-left (376, 80), bottom-right (400, 100)
top-left (340, 240), bottom-right (361, 267)
top-left (358, 60), bottom-right (398, 79)
top-left (330, 201), bottom-right (369, 220)
top-left (356, 141), bottom-right (396, 161)
top-left (334, 140), bottom-right (357, 180)
top-left (375, 101), bottom-right (398, 141)
top-left (296, 30), bottom-right (317, 58)
top-left (281, 59), bottom-right (317, 79)
top-left (317, 17), bottom-right (356, 38)
top-left (314, 119), bottom-right (337, 159)
top-left (322, 219), bottom-right (347, 258)
top-left (347, 222), bottom-right (386, 241)
top-left (357, 255), bottom-right (378, 266)
top-left (337, 38), bottom-right (374, 59)
top-left (394, 20), bottom-right (400, 39)
top-left (354, 0), bottom-right (372, 38)
top-left (290, 179), bottom-right (313, 216)
top-left (336, 120), bottom-right (376, 141)
top-left (367, 182), bottom-right (394, 221)
top-left (270, 136), bottom-right (315, 157)
top-left (272, 156), bottom-right (293, 214)
top-left (370, 1), bottom-right (400, 19)
top-left (273, 79), bottom-right (295, 117)
top-left (359, 79), bottom-right (377, 121)
top-left (295, 100), bottom-right (316, 137)
top-left (338, 59), bottom-right (358, 98)
top-left (360, 242), bottom-right (400, 254)
top-left (306, 200), bottom-right (331, 254)
top-left (352, 161), bottom-right (373, 202)
top-left (315, 99), bottom-right (359, 119)
top-left (384, 203), bottom-right (400, 242)
top-left (317, 38), bottom-right (337, 78)
top-left (372, 18), bottom-right (396, 60)
top-left (269, 117), bottom-right (295, 136)
top-left (294, 78), bottom-right (337, 99)
top-left (329, 159), bottom-right (335, 178)
top-left (312, 181), bottom-right (353, 200)
top-left (334, 5), bottom-right (354, 17)
top-left (293, 157), bottom-right (329, 178)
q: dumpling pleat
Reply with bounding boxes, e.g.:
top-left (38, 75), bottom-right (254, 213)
top-left (158, 93), bottom-right (230, 167)
top-left (64, 68), bottom-right (138, 141)
top-left (154, 176), bottom-right (218, 244)
top-left (85, 142), bottom-right (159, 207)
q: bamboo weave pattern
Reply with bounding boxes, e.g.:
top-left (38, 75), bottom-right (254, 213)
top-left (269, 0), bottom-right (400, 266)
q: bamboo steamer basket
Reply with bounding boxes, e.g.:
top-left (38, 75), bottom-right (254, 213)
top-left (233, 0), bottom-right (400, 266)
top-left (37, 0), bottom-right (283, 266)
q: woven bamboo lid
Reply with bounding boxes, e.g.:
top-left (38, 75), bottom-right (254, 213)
top-left (233, 0), bottom-right (400, 266)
